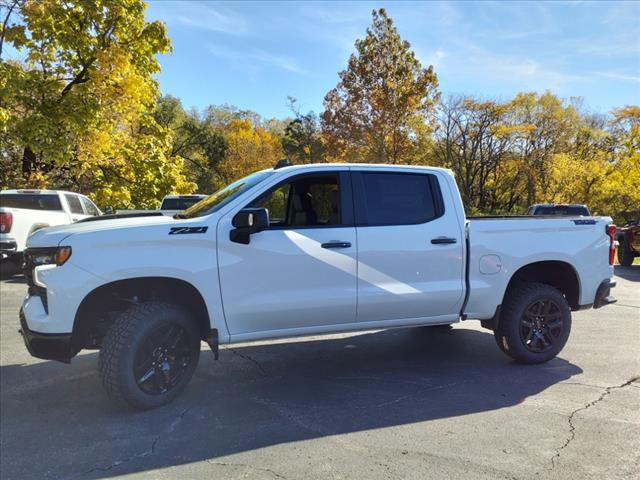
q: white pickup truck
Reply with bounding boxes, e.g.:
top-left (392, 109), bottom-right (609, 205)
top-left (19, 163), bottom-right (617, 409)
top-left (0, 189), bottom-right (101, 267)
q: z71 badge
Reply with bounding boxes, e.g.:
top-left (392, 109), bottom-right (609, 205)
top-left (169, 226), bottom-right (208, 235)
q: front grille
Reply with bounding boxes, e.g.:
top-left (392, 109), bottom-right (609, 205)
top-left (22, 249), bottom-right (49, 314)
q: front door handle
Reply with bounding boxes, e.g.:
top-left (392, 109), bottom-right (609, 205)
top-left (321, 241), bottom-right (352, 249)
top-left (431, 237), bottom-right (457, 245)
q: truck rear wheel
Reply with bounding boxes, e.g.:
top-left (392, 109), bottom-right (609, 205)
top-left (99, 302), bottom-right (201, 410)
top-left (494, 282), bottom-right (571, 364)
top-left (617, 239), bottom-right (634, 266)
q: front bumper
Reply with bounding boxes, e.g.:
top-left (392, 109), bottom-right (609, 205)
top-left (19, 308), bottom-right (74, 363)
top-left (0, 237), bottom-right (17, 259)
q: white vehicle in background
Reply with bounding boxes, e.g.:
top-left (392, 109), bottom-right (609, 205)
top-left (116, 194), bottom-right (207, 217)
top-left (19, 163), bottom-right (617, 410)
top-left (0, 189), bottom-right (101, 267)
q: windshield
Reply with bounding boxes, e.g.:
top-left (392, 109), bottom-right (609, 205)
top-left (179, 170), bottom-right (274, 218)
top-left (161, 197), bottom-right (205, 210)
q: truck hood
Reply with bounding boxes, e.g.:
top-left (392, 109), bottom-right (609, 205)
top-left (27, 215), bottom-right (181, 248)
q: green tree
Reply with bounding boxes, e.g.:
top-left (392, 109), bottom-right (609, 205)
top-left (282, 97), bottom-right (324, 164)
top-left (321, 8), bottom-right (439, 163)
top-left (0, 0), bottom-right (193, 207)
top-left (153, 95), bottom-right (226, 193)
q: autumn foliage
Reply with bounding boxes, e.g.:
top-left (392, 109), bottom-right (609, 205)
top-left (1, 4), bottom-right (638, 222)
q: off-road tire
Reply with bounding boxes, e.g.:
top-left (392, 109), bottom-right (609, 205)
top-left (618, 239), bottom-right (634, 266)
top-left (99, 302), bottom-right (201, 410)
top-left (494, 282), bottom-right (571, 364)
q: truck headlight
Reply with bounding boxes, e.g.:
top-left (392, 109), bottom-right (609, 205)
top-left (27, 246), bottom-right (72, 267)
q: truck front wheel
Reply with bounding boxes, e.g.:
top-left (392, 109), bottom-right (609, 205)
top-left (494, 282), bottom-right (571, 364)
top-left (98, 302), bottom-right (201, 410)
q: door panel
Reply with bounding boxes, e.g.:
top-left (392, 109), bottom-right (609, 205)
top-left (217, 171), bottom-right (357, 336)
top-left (218, 226), bottom-right (357, 335)
top-left (353, 170), bottom-right (465, 322)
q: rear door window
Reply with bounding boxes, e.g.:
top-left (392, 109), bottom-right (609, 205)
top-left (80, 196), bottom-right (100, 216)
top-left (0, 194), bottom-right (63, 211)
top-left (355, 172), bottom-right (442, 226)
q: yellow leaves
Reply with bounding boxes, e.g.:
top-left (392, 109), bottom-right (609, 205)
top-left (214, 119), bottom-right (283, 188)
top-left (1, 0), bottom-right (181, 208)
top-left (611, 105), bottom-right (640, 123)
top-left (322, 8), bottom-right (438, 164)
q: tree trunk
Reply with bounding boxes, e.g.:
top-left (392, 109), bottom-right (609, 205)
top-left (22, 146), bottom-right (36, 180)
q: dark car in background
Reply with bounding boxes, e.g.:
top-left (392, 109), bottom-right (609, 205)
top-left (527, 203), bottom-right (591, 216)
top-left (616, 219), bottom-right (640, 266)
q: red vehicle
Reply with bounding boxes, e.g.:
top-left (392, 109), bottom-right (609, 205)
top-left (616, 219), bottom-right (640, 266)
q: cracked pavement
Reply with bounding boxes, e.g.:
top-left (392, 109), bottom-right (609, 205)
top-left (1, 266), bottom-right (638, 480)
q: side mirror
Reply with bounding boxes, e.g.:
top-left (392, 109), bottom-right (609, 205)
top-left (104, 206), bottom-right (114, 215)
top-left (230, 208), bottom-right (269, 244)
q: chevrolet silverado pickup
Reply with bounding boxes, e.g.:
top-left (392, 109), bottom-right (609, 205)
top-left (0, 189), bottom-right (100, 267)
top-left (19, 163), bottom-right (617, 409)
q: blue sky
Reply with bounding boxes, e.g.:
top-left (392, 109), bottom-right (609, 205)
top-left (147, 1), bottom-right (640, 119)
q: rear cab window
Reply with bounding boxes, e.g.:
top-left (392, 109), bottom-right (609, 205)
top-left (352, 171), bottom-right (444, 226)
top-left (0, 193), bottom-right (63, 211)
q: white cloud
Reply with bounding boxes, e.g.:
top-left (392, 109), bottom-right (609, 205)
top-left (417, 48), bottom-right (446, 69)
top-left (299, 4), bottom-right (369, 24)
top-left (208, 44), bottom-right (308, 75)
top-left (595, 71), bottom-right (640, 83)
top-left (171, 2), bottom-right (248, 35)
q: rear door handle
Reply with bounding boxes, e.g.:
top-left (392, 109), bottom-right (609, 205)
top-left (321, 241), bottom-right (352, 249)
top-left (431, 237), bottom-right (457, 245)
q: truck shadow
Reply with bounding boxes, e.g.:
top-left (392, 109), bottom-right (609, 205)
top-left (614, 265), bottom-right (640, 282)
top-left (0, 327), bottom-right (582, 480)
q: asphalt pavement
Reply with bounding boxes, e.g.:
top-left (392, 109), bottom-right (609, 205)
top-left (0, 267), bottom-right (638, 480)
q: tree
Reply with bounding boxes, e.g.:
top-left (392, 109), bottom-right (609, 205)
top-left (321, 8), bottom-right (439, 164)
top-left (153, 95), bottom-right (226, 193)
top-left (212, 118), bottom-right (283, 188)
top-left (0, 0), bottom-right (194, 207)
top-left (506, 92), bottom-right (581, 205)
top-left (597, 106), bottom-right (640, 223)
top-left (433, 96), bottom-right (516, 212)
top-left (282, 97), bottom-right (324, 164)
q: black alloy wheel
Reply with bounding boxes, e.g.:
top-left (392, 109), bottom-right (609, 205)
top-left (519, 299), bottom-right (563, 353)
top-left (134, 323), bottom-right (194, 395)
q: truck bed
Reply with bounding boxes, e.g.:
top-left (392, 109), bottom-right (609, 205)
top-left (464, 215), bottom-right (613, 320)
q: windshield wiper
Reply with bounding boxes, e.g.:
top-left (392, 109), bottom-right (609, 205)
top-left (173, 213), bottom-right (187, 219)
